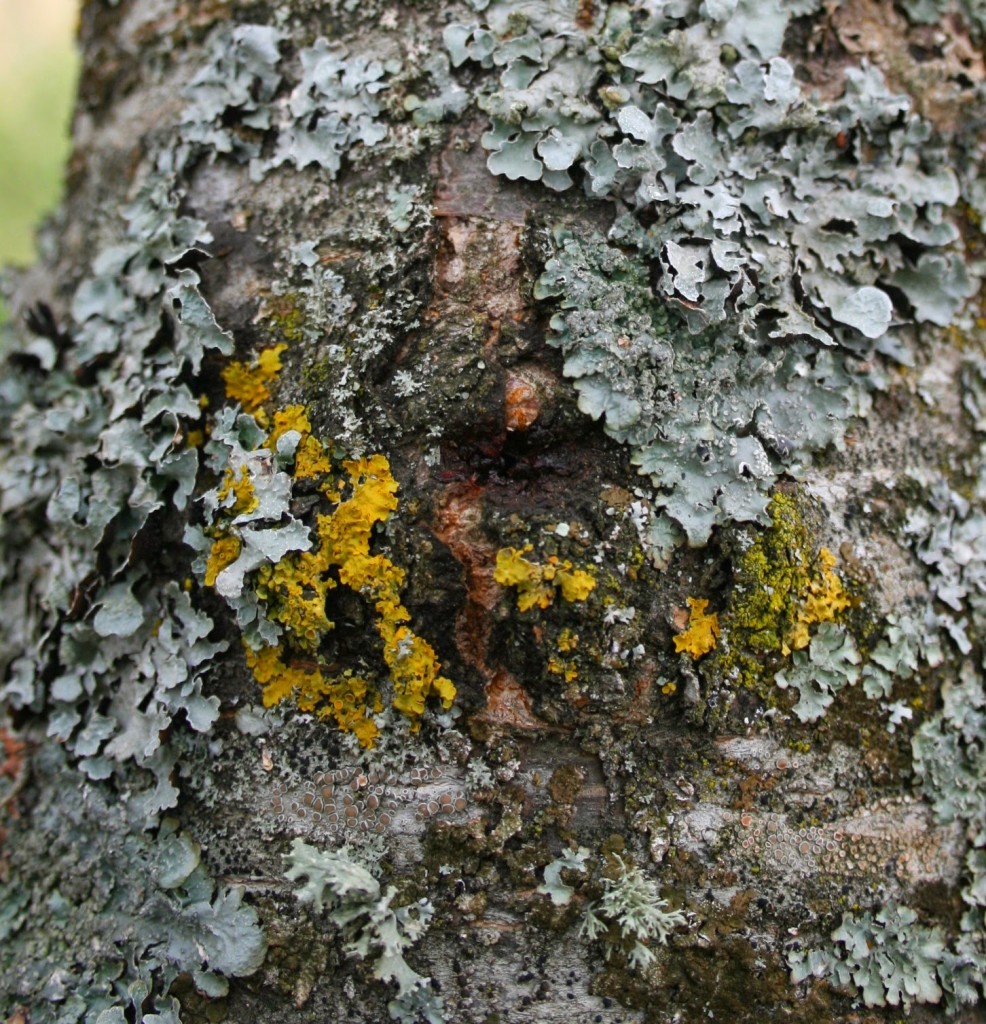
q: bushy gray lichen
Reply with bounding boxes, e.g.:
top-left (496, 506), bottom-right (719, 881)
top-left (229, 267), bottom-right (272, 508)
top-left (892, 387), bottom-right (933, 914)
top-left (0, 173), bottom-right (231, 786)
top-left (180, 24), bottom-right (285, 163)
top-left (266, 40), bottom-right (397, 179)
top-left (908, 506), bottom-right (986, 1007)
top-left (579, 854), bottom-right (687, 971)
top-left (900, 0), bottom-right (986, 35)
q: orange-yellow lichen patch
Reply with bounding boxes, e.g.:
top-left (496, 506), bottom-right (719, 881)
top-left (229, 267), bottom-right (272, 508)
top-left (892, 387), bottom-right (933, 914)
top-left (244, 642), bottom-right (381, 747)
top-left (786, 547), bottom-right (851, 654)
top-left (494, 546), bottom-right (555, 611)
top-left (548, 655), bottom-right (579, 683)
top-left (264, 404), bottom-right (335, 481)
top-left (222, 343), bottom-right (288, 413)
top-left (216, 466), bottom-right (259, 517)
top-left (204, 535), bottom-right (241, 588)
top-left (255, 553), bottom-right (335, 650)
top-left (294, 436), bottom-right (333, 479)
top-left (674, 597), bottom-right (720, 659)
top-left (494, 545), bottom-right (596, 612)
top-left (556, 565), bottom-right (595, 603)
top-left (266, 405), bottom-right (334, 480)
top-left (267, 404), bottom-right (311, 445)
top-left (226, 450), bottom-right (454, 745)
top-left (324, 457), bottom-right (454, 726)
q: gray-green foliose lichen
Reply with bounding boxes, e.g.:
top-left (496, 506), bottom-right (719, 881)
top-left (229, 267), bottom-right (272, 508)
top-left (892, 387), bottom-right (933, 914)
top-left (0, 17), bottom-right (448, 1019)
top-left (0, 745), bottom-right (265, 1019)
top-left (1, 2), bottom-right (986, 1021)
top-left (436, 0), bottom-right (980, 544)
top-left (284, 839), bottom-right (444, 1023)
top-left (784, 479), bottom-right (986, 1011)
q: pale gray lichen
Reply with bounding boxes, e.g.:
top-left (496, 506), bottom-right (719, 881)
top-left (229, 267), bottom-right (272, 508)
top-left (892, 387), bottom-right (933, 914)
top-left (265, 39), bottom-right (398, 180)
top-left (0, 171), bottom-right (233, 787)
top-left (899, 0), bottom-right (986, 35)
top-left (0, 748), bottom-right (266, 1020)
top-left (180, 24), bottom-right (285, 163)
top-left (790, 902), bottom-right (949, 1009)
top-left (284, 838), bottom-right (444, 1023)
top-left (578, 855), bottom-right (687, 970)
top-left (441, 0), bottom-right (976, 541)
top-left (790, 476), bottom-right (986, 1009)
top-left (535, 229), bottom-right (868, 542)
top-left (0, 27), bottom-right (286, 1017)
top-left (537, 845), bottom-right (591, 905)
top-left (184, 25), bottom-right (400, 184)
top-left (862, 612), bottom-right (937, 699)
top-left (902, 484), bottom-right (986, 655)
top-left (403, 51), bottom-right (470, 126)
top-left (774, 623), bottom-right (861, 723)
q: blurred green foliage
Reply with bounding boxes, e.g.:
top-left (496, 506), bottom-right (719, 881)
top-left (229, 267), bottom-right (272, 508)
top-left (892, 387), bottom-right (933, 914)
top-left (0, 2), bottom-right (79, 265)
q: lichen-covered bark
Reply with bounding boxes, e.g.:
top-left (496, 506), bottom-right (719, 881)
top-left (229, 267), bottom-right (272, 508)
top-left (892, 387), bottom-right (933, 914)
top-left (2, 2), bottom-right (986, 1023)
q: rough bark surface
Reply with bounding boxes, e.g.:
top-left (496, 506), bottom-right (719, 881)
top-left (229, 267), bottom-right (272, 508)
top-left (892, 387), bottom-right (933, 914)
top-left (2, 2), bottom-right (986, 1023)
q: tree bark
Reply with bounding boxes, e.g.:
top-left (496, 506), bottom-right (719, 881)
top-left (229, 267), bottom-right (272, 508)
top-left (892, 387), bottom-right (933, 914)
top-left (2, 2), bottom-right (986, 1023)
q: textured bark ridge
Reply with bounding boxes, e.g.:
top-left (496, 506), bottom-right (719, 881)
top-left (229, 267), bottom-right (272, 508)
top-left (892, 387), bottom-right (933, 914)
top-left (2, 1), bottom-right (986, 1022)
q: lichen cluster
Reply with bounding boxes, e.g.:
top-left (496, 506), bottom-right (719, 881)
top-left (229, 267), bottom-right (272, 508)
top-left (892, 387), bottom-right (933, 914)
top-left (444, 0), bottom-right (975, 542)
top-left (673, 597), bottom-right (719, 659)
top-left (0, 0), bottom-right (985, 1020)
top-left (190, 360), bottom-right (456, 747)
top-left (493, 543), bottom-right (596, 611)
top-left (284, 839), bottom-right (443, 1023)
top-left (0, 17), bottom-right (427, 1018)
top-left (684, 491), bottom-right (852, 694)
top-left (785, 477), bottom-right (986, 1007)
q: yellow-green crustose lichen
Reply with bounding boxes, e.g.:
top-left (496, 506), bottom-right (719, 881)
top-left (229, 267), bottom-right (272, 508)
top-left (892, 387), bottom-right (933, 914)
top-left (704, 491), bottom-right (853, 695)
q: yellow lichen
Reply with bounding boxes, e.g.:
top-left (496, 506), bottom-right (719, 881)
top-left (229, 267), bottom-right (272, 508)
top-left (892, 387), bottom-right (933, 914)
top-left (213, 441), bottom-right (454, 746)
top-left (255, 554), bottom-right (334, 650)
top-left (265, 405), bottom-right (334, 480)
top-left (494, 545), bottom-right (596, 612)
top-left (674, 597), bottom-right (720, 658)
top-left (556, 565), bottom-right (596, 603)
top-left (548, 655), bottom-right (579, 683)
top-left (221, 343), bottom-right (288, 413)
top-left (294, 435), bottom-right (333, 479)
top-left (267, 404), bottom-right (311, 445)
top-left (216, 466), bottom-right (259, 517)
top-left (244, 643), bottom-right (381, 747)
top-left (707, 491), bottom-right (856, 693)
top-left (204, 535), bottom-right (241, 587)
top-left (325, 457), bottom-right (454, 726)
top-left (788, 547), bottom-right (851, 653)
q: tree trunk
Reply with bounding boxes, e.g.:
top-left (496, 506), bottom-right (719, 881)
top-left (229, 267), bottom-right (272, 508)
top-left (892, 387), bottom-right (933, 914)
top-left (2, 1), bottom-right (986, 1022)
